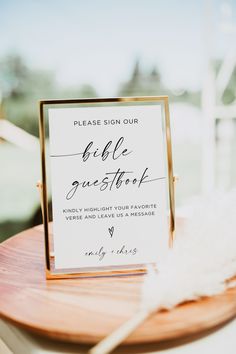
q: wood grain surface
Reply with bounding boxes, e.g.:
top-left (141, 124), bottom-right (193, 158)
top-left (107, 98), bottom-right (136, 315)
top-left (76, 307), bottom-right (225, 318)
top-left (0, 223), bottom-right (236, 345)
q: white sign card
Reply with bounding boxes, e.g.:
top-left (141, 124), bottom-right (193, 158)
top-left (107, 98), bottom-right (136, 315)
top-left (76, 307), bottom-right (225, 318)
top-left (39, 98), bottom-right (174, 277)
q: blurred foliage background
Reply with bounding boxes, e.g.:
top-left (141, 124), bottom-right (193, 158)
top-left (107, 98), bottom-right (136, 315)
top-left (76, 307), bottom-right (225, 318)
top-left (1, 0), bottom-right (236, 242)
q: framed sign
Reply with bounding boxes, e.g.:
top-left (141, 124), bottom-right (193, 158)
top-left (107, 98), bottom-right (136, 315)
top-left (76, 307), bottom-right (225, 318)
top-left (39, 96), bottom-right (175, 279)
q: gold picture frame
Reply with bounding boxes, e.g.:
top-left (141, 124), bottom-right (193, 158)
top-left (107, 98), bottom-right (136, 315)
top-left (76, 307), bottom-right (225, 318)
top-left (38, 96), bottom-right (175, 279)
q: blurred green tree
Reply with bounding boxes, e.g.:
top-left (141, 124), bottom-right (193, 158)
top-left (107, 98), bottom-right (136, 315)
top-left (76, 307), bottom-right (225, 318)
top-left (118, 59), bottom-right (200, 106)
top-left (0, 54), bottom-right (98, 136)
top-left (0, 54), bottom-right (56, 136)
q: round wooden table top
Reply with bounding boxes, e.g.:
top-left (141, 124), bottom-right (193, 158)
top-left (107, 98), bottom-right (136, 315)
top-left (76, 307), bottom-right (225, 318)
top-left (0, 224), bottom-right (236, 345)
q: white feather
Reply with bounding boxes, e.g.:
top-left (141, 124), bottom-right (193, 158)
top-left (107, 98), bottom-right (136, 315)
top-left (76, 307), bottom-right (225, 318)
top-left (142, 190), bottom-right (236, 312)
top-left (89, 192), bottom-right (236, 354)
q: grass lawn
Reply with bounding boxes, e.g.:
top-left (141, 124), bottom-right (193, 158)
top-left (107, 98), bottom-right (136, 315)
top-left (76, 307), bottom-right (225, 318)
top-left (0, 142), bottom-right (41, 241)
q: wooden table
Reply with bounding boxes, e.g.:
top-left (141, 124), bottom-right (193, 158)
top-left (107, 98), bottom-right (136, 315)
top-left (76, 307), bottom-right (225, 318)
top-left (1, 224), bottom-right (236, 353)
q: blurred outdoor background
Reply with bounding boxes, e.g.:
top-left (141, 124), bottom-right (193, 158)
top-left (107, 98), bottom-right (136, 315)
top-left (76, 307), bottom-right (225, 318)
top-left (0, 0), bottom-right (236, 242)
